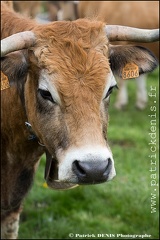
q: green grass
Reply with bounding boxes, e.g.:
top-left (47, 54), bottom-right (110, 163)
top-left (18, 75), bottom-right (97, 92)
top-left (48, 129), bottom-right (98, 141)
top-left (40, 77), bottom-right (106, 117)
top-left (19, 69), bottom-right (159, 239)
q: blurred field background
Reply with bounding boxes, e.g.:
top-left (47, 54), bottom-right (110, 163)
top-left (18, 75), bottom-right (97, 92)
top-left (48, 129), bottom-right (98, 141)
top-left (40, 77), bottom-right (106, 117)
top-left (18, 68), bottom-right (159, 239)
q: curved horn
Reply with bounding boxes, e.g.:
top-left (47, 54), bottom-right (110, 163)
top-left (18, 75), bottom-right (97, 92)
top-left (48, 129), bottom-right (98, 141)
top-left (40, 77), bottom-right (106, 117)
top-left (105, 25), bottom-right (159, 42)
top-left (1, 31), bottom-right (36, 57)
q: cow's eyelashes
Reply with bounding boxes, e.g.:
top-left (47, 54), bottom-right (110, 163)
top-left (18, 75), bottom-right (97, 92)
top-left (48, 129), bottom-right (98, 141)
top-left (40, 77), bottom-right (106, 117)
top-left (104, 85), bottom-right (118, 99)
top-left (38, 89), bottom-right (55, 103)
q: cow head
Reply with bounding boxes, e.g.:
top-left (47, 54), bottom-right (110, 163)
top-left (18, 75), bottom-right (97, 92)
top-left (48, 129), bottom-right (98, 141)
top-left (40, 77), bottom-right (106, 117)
top-left (1, 19), bottom-right (158, 189)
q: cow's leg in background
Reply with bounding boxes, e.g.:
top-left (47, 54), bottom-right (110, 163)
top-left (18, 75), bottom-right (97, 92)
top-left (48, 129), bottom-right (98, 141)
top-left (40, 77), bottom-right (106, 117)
top-left (114, 76), bottom-right (128, 110)
top-left (1, 209), bottom-right (21, 239)
top-left (114, 75), bottom-right (148, 110)
top-left (135, 74), bottom-right (148, 110)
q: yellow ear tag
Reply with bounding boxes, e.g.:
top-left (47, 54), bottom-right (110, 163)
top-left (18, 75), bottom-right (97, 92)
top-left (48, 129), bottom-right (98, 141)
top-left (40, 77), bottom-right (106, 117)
top-left (1, 71), bottom-right (10, 90)
top-left (122, 63), bottom-right (139, 80)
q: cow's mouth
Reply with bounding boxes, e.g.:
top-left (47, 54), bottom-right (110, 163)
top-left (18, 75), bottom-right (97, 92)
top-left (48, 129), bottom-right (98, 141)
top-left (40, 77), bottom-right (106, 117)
top-left (45, 151), bottom-right (78, 190)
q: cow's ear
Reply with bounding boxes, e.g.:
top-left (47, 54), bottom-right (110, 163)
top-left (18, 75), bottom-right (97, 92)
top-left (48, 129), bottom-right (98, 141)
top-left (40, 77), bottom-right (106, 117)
top-left (109, 44), bottom-right (158, 78)
top-left (1, 50), bottom-right (28, 86)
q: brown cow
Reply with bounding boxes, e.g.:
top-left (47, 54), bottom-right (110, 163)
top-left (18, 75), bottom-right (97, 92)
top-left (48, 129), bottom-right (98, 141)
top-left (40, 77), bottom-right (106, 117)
top-left (2, 1), bottom-right (13, 9)
top-left (13, 1), bottom-right (41, 18)
top-left (1, 2), bottom-right (159, 239)
top-left (78, 1), bottom-right (159, 109)
top-left (44, 1), bottom-right (79, 21)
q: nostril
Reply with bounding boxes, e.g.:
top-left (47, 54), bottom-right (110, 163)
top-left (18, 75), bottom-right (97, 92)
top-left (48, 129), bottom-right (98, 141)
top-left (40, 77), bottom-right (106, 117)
top-left (72, 158), bottom-right (112, 184)
top-left (104, 160), bottom-right (109, 171)
top-left (103, 158), bottom-right (112, 177)
top-left (73, 160), bottom-right (86, 176)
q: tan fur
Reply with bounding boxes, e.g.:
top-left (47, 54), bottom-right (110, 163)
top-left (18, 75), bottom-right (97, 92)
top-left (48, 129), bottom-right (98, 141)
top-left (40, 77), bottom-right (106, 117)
top-left (78, 1), bottom-right (104, 19)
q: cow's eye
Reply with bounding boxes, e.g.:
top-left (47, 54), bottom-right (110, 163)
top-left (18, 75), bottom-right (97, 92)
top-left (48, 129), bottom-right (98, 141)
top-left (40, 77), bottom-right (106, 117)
top-left (104, 85), bottom-right (118, 99)
top-left (38, 89), bottom-right (54, 103)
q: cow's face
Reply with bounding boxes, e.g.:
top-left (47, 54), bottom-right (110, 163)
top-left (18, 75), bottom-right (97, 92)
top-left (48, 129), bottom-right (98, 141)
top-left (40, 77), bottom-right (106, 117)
top-left (2, 20), bottom-right (157, 188)
top-left (24, 21), bottom-right (117, 186)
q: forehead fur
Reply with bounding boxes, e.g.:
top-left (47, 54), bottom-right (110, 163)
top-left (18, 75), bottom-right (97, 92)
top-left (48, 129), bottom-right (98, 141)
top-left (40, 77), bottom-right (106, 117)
top-left (32, 19), bottom-right (110, 103)
top-left (33, 18), bottom-right (109, 69)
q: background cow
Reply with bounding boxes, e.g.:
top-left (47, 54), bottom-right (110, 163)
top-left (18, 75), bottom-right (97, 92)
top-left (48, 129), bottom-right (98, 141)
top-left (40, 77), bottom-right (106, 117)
top-left (11, 1), bottom-right (78, 21)
top-left (13, 1), bottom-right (41, 18)
top-left (46, 1), bottom-right (79, 21)
top-left (1, 1), bottom-right (159, 239)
